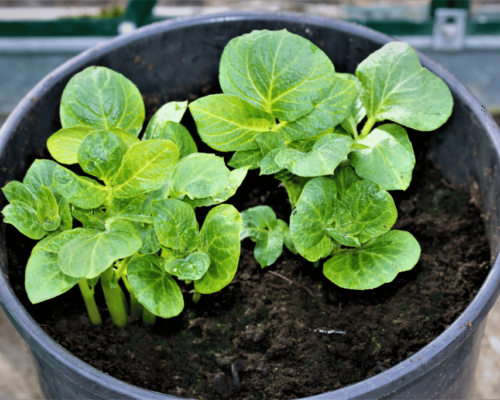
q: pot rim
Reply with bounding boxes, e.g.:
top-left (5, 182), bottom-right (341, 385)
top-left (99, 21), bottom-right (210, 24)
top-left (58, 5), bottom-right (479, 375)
top-left (1, 10), bottom-right (500, 400)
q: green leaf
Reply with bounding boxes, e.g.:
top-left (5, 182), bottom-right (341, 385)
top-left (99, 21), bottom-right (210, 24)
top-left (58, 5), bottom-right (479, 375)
top-left (356, 42), bottom-right (453, 131)
top-left (241, 206), bottom-right (283, 268)
top-left (349, 124), bottom-right (416, 190)
top-left (164, 251), bottom-right (211, 280)
top-left (331, 165), bottom-right (362, 198)
top-left (152, 199), bottom-right (199, 255)
top-left (47, 127), bottom-right (93, 165)
top-left (127, 254), bottom-right (184, 318)
top-left (60, 66), bottom-right (145, 136)
top-left (195, 205), bottom-right (242, 294)
top-left (143, 120), bottom-right (196, 159)
top-left (184, 167), bottom-right (248, 208)
top-left (107, 194), bottom-right (147, 217)
top-left (323, 230), bottom-right (421, 289)
top-left (260, 149), bottom-right (284, 175)
top-left (169, 153), bottom-right (230, 200)
top-left (58, 197), bottom-right (73, 231)
top-left (189, 94), bottom-right (275, 152)
top-left (334, 180), bottom-right (397, 243)
top-left (220, 29), bottom-right (334, 122)
top-left (71, 206), bottom-right (106, 229)
top-left (275, 173), bottom-right (311, 207)
top-left (2, 181), bottom-right (36, 209)
top-left (77, 130), bottom-right (128, 182)
top-left (337, 73), bottom-right (366, 137)
top-left (326, 227), bottom-right (361, 248)
top-left (228, 150), bottom-right (263, 170)
top-left (290, 177), bottom-right (335, 262)
top-left (23, 160), bottom-right (59, 199)
top-left (36, 186), bottom-right (61, 231)
top-left (144, 101), bottom-right (188, 134)
top-left (136, 223), bottom-right (160, 254)
top-left (58, 219), bottom-right (142, 279)
top-left (2, 203), bottom-right (46, 239)
top-left (25, 230), bottom-right (93, 303)
top-left (276, 134), bottom-right (353, 177)
top-left (108, 128), bottom-right (141, 148)
top-left (53, 165), bottom-right (108, 209)
top-left (277, 219), bottom-right (297, 254)
top-left (277, 75), bottom-right (358, 140)
top-left (111, 140), bottom-right (179, 198)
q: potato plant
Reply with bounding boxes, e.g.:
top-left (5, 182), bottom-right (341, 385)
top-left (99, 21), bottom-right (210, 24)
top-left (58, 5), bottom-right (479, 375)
top-left (2, 67), bottom-right (245, 327)
top-left (190, 30), bottom-right (453, 289)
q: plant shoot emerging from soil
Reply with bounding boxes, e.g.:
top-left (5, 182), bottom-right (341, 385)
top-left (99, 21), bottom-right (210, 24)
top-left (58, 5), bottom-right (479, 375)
top-left (190, 30), bottom-right (453, 289)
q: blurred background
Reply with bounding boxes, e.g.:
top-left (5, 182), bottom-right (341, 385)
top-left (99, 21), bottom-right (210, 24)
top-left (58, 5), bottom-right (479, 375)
top-left (0, 1), bottom-right (499, 399)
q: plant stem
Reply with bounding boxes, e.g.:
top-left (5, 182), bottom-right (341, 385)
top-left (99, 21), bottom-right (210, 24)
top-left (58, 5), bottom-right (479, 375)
top-left (122, 275), bottom-right (143, 318)
top-left (113, 256), bottom-right (132, 284)
top-left (359, 116), bottom-right (377, 140)
top-left (142, 308), bottom-right (157, 326)
top-left (78, 279), bottom-right (102, 325)
top-left (101, 267), bottom-right (129, 328)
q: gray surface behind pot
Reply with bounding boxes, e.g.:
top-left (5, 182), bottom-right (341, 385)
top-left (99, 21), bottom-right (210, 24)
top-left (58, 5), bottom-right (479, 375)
top-left (0, 12), bottom-right (500, 400)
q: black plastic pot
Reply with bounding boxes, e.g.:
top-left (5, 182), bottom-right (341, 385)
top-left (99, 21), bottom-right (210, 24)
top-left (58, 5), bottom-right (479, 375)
top-left (0, 11), bottom-right (499, 400)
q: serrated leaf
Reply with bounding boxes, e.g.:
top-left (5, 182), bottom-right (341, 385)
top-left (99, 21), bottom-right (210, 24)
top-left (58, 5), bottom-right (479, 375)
top-left (337, 73), bottom-right (366, 137)
top-left (334, 180), bottom-right (397, 243)
top-left (356, 42), bottom-right (453, 131)
top-left (169, 153), bottom-right (230, 200)
top-left (47, 127), bottom-right (93, 165)
top-left (25, 230), bottom-right (93, 303)
top-left (54, 165), bottom-right (108, 209)
top-left (349, 124), bottom-right (416, 190)
top-left (2, 203), bottom-right (46, 239)
top-left (189, 94), bottom-right (275, 152)
top-left (277, 75), bottom-right (357, 140)
top-left (164, 251), bottom-right (211, 280)
top-left (72, 206), bottom-right (106, 229)
top-left (185, 167), bottom-right (248, 208)
top-left (324, 230), bottom-right (420, 289)
top-left (77, 130), bottom-right (128, 182)
top-left (195, 205), bottom-right (242, 294)
top-left (127, 254), bottom-right (184, 318)
top-left (111, 140), bottom-right (179, 198)
top-left (220, 29), bottom-right (334, 122)
top-left (143, 120), bottom-right (196, 159)
top-left (290, 177), bottom-right (335, 262)
top-left (277, 219), bottom-right (297, 254)
top-left (228, 150), bottom-right (263, 170)
top-left (276, 134), bottom-right (353, 177)
top-left (331, 165), bottom-right (362, 198)
top-left (2, 181), bottom-right (36, 209)
top-left (60, 66), bottom-right (145, 136)
top-left (23, 160), bottom-right (59, 199)
top-left (241, 206), bottom-right (283, 268)
top-left (152, 199), bottom-right (199, 255)
top-left (135, 223), bottom-right (160, 254)
top-left (36, 186), bottom-right (61, 231)
top-left (58, 219), bottom-right (142, 279)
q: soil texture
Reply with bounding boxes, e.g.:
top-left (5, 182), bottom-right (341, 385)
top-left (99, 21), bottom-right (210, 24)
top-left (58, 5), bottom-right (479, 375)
top-left (5, 145), bottom-right (491, 399)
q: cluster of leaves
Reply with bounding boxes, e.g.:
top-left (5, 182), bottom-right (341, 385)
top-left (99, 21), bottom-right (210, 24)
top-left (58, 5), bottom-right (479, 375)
top-left (190, 30), bottom-right (453, 289)
top-left (2, 66), bottom-right (245, 326)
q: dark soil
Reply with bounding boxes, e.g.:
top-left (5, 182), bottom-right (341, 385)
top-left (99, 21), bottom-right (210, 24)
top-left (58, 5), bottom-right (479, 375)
top-left (6, 145), bottom-right (491, 399)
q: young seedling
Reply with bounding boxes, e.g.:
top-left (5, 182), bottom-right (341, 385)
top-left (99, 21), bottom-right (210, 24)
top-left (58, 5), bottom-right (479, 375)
top-left (2, 66), bottom-right (245, 327)
top-left (190, 30), bottom-right (453, 289)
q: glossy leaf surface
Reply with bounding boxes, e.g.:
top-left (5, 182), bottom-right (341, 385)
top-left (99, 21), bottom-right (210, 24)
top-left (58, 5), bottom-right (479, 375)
top-left (2, 203), bottom-right (45, 239)
top-left (164, 251), bottom-right (211, 280)
top-left (36, 186), bottom-right (61, 231)
top-left (2, 181), bottom-right (36, 209)
top-left (47, 127), bottom-right (92, 164)
top-left (143, 120), bottom-right (196, 159)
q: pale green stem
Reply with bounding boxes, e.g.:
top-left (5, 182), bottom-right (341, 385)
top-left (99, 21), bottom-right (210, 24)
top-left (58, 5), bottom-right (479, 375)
top-left (101, 267), bottom-right (129, 328)
top-left (122, 275), bottom-right (143, 318)
top-left (78, 279), bottom-right (102, 325)
top-left (142, 308), bottom-right (157, 326)
top-left (359, 116), bottom-right (377, 140)
top-left (113, 256), bottom-right (133, 284)
top-left (193, 289), bottom-right (202, 304)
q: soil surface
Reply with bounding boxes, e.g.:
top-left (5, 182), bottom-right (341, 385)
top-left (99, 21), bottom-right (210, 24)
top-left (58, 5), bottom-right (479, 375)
top-left (6, 140), bottom-right (491, 399)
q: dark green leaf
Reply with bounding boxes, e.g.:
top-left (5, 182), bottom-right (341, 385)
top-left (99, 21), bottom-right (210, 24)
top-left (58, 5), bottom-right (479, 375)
top-left (277, 219), bottom-right (297, 254)
top-left (323, 230), bottom-right (420, 289)
top-left (127, 254), bottom-right (184, 318)
top-left (136, 223), bottom-right (160, 254)
top-left (60, 66), bottom-right (145, 136)
top-left (331, 165), bottom-right (362, 198)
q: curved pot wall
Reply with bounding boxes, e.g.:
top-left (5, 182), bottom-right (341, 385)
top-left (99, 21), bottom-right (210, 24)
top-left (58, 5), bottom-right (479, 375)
top-left (0, 11), bottom-right (499, 400)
